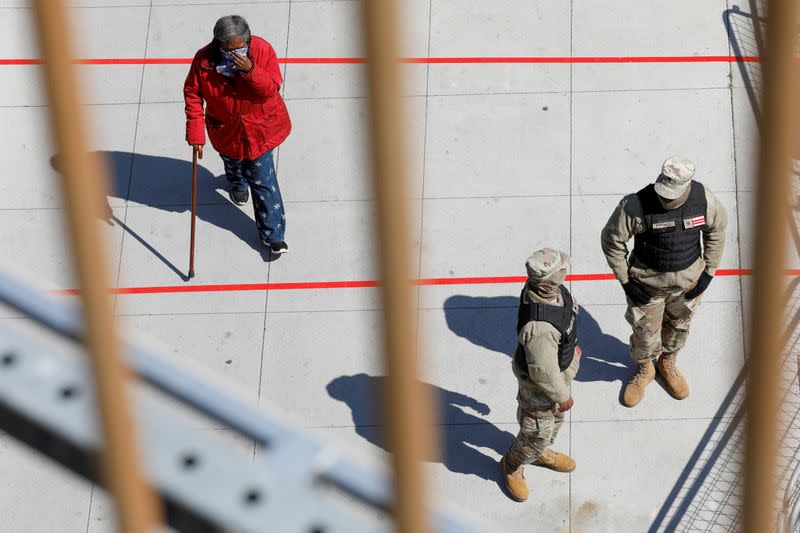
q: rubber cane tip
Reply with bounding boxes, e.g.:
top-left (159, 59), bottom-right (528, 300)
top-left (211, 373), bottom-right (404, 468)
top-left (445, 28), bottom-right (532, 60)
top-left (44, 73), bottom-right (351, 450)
top-left (188, 271), bottom-right (195, 280)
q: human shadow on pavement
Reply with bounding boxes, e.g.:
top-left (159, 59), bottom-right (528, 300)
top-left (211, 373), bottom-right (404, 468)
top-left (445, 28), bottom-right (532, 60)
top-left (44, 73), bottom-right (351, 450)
top-left (443, 295), bottom-right (632, 384)
top-left (327, 373), bottom-right (515, 482)
top-left (50, 150), bottom-right (274, 280)
top-left (50, 151), bottom-right (274, 281)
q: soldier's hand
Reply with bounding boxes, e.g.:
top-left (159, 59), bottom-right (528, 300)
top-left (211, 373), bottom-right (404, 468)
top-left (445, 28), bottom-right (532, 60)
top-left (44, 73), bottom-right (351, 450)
top-left (622, 279), bottom-right (652, 306)
top-left (558, 396), bottom-right (574, 412)
top-left (575, 345), bottom-right (583, 360)
top-left (685, 271), bottom-right (713, 300)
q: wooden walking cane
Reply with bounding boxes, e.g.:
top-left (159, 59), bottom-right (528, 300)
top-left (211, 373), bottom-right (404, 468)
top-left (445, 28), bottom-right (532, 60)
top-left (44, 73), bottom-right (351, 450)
top-left (188, 145), bottom-right (202, 279)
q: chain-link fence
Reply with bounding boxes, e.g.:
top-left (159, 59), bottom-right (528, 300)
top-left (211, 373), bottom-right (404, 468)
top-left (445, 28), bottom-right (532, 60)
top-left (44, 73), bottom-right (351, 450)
top-left (648, 2), bottom-right (800, 530)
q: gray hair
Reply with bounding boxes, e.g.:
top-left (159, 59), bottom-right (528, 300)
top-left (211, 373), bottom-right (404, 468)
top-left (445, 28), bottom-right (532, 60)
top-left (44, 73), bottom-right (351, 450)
top-left (213, 15), bottom-right (251, 46)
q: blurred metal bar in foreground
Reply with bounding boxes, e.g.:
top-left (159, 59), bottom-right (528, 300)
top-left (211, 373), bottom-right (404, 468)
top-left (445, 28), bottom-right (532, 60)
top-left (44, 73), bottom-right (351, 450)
top-left (0, 270), bottom-right (487, 532)
top-left (0, 315), bottom-right (381, 533)
top-left (743, 0), bottom-right (798, 532)
top-left (359, 1), bottom-right (436, 533)
top-left (29, 1), bottom-right (161, 531)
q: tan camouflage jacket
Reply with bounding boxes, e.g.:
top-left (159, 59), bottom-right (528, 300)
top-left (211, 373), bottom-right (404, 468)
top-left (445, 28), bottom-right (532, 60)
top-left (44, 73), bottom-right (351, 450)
top-left (600, 184), bottom-right (728, 291)
top-left (515, 288), bottom-right (580, 405)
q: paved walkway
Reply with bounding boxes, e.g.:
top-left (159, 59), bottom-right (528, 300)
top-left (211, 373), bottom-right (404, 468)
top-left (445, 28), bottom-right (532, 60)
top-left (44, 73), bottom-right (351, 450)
top-left (0, 1), bottom-right (789, 532)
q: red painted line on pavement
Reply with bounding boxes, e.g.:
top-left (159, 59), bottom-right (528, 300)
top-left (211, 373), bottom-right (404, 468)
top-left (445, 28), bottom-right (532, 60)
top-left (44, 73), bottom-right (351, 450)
top-left (405, 56), bottom-right (762, 64)
top-left (50, 268), bottom-right (795, 297)
top-left (717, 268), bottom-right (753, 276)
top-left (414, 276), bottom-right (526, 286)
top-left (0, 55), bottom-right (762, 66)
top-left (52, 279), bottom-right (381, 296)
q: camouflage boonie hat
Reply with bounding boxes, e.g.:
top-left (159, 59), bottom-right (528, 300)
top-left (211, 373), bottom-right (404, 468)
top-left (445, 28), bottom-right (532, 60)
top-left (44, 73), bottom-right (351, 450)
top-left (654, 156), bottom-right (695, 200)
top-left (525, 248), bottom-right (570, 281)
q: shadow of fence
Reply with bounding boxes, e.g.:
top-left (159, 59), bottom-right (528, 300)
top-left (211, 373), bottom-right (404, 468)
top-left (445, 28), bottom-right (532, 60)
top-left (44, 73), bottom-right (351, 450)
top-left (725, 0), bottom-right (765, 123)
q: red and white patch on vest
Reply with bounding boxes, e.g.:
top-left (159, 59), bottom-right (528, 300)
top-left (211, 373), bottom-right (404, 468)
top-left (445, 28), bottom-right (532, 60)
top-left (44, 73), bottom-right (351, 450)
top-left (689, 215), bottom-right (706, 227)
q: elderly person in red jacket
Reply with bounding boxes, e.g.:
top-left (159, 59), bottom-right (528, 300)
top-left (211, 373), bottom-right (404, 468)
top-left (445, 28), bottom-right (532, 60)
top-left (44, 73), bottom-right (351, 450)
top-left (184, 15), bottom-right (292, 255)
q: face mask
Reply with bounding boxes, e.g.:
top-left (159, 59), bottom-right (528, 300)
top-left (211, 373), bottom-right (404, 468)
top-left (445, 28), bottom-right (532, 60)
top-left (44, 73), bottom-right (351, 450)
top-left (222, 46), bottom-right (249, 59)
top-left (217, 46), bottom-right (249, 77)
top-left (530, 268), bottom-right (567, 301)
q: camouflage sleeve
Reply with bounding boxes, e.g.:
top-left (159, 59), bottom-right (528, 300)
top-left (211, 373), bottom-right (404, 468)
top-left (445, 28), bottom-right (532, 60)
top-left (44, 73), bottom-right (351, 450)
top-left (600, 195), bottom-right (645, 284)
top-left (702, 187), bottom-right (728, 276)
top-left (520, 322), bottom-right (571, 403)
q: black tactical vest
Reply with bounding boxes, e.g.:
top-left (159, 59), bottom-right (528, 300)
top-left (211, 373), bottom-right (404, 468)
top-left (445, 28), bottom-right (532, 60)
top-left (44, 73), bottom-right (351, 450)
top-left (514, 285), bottom-right (577, 374)
top-left (632, 181), bottom-right (708, 272)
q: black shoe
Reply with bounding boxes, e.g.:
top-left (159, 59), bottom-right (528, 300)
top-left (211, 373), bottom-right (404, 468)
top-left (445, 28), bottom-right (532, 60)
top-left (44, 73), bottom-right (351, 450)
top-left (265, 241), bottom-right (288, 255)
top-left (229, 188), bottom-right (249, 206)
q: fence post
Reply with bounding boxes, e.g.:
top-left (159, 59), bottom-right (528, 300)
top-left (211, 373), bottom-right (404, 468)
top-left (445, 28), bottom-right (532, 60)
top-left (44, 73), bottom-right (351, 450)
top-left (30, 2), bottom-right (162, 531)
top-left (743, 1), bottom-right (798, 532)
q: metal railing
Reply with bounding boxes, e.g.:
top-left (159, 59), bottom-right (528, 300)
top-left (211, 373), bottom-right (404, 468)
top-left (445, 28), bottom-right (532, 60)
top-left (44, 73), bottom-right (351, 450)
top-left (774, 196), bottom-right (800, 533)
top-left (778, 460), bottom-right (800, 532)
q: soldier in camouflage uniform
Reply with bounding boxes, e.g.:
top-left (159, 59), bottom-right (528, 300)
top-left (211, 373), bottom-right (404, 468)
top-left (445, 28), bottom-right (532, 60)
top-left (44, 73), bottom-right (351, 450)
top-left (500, 248), bottom-right (581, 502)
top-left (601, 157), bottom-right (727, 407)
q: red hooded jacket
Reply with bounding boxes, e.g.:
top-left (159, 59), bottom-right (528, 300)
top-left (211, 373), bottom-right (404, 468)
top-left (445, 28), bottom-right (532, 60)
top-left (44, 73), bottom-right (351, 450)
top-left (184, 36), bottom-right (292, 160)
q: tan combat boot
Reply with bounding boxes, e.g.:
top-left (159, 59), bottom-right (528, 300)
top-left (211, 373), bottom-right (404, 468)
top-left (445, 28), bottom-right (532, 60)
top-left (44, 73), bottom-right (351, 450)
top-left (656, 352), bottom-right (689, 400)
top-left (500, 454), bottom-right (529, 502)
top-left (622, 360), bottom-right (656, 407)
top-left (532, 448), bottom-right (576, 473)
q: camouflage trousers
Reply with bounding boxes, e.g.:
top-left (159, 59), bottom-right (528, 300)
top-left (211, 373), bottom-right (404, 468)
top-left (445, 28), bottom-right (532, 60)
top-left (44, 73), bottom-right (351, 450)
top-left (507, 407), bottom-right (564, 466)
top-left (625, 288), bottom-right (703, 363)
top-left (507, 365), bottom-right (565, 465)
